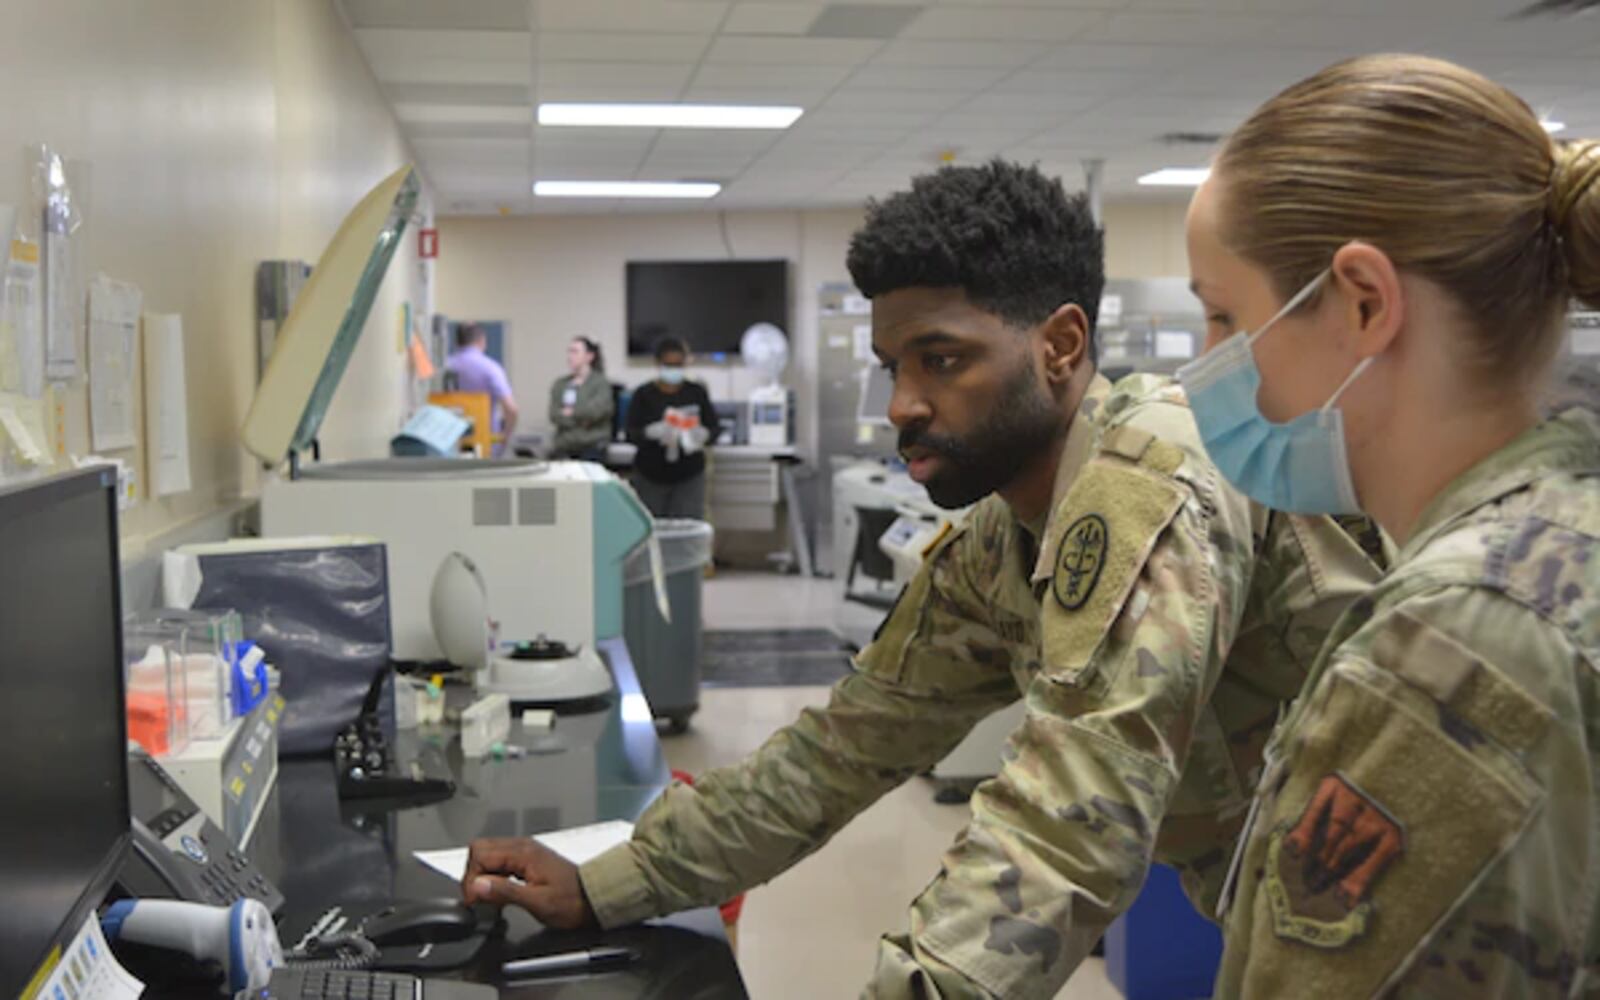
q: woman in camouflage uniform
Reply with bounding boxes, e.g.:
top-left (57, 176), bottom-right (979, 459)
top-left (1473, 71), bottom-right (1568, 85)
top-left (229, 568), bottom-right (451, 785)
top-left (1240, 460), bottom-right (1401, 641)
top-left (1181, 54), bottom-right (1600, 997)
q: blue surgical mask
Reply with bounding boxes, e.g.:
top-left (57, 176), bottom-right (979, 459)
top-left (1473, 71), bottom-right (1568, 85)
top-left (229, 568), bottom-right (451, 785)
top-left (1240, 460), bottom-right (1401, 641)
top-left (659, 367), bottom-right (686, 385)
top-left (1177, 270), bottom-right (1374, 515)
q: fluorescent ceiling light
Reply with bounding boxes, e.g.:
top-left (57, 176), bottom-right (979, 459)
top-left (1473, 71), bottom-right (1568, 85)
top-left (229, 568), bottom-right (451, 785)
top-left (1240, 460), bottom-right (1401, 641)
top-left (1543, 119), bottom-right (1568, 134)
top-left (1138, 167), bottom-right (1212, 187)
top-left (538, 103), bottom-right (803, 129)
top-left (534, 180), bottom-right (721, 199)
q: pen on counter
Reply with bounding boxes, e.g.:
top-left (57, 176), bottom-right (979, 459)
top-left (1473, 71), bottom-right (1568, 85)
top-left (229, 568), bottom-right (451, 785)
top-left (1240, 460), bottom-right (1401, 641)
top-left (502, 945), bottom-right (639, 978)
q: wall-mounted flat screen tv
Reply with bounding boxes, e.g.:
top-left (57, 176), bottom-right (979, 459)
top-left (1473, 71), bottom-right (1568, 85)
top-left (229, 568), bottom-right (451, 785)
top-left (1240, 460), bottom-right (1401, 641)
top-left (626, 259), bottom-right (790, 359)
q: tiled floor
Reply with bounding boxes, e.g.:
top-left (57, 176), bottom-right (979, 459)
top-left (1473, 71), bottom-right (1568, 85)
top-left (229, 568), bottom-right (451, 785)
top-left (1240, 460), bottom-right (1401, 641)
top-left (661, 569), bottom-right (1121, 1000)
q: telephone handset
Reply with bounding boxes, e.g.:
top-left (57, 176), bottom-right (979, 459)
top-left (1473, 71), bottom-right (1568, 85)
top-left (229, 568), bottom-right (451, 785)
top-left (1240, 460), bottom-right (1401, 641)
top-left (119, 749), bottom-right (286, 915)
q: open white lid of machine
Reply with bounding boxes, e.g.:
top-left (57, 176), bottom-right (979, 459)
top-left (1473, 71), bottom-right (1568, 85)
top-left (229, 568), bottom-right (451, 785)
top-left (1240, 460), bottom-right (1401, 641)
top-left (240, 164), bottom-right (419, 469)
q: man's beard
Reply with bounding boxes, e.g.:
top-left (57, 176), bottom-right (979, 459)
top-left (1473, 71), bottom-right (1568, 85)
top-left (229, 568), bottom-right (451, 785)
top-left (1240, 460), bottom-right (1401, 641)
top-left (899, 359), bottom-right (1064, 509)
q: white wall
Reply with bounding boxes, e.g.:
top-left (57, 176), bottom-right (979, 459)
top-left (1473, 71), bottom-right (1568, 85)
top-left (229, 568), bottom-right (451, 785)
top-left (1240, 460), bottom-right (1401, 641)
top-left (1103, 199), bottom-right (1191, 278)
top-left (0, 0), bottom-right (429, 551)
top-left (434, 197), bottom-right (1190, 459)
top-left (436, 208), bottom-right (864, 460)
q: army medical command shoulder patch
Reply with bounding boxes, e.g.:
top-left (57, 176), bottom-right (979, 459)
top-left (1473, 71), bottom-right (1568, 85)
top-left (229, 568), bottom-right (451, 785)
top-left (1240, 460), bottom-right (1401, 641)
top-left (1266, 773), bottom-right (1405, 949)
top-left (1053, 514), bottom-right (1108, 611)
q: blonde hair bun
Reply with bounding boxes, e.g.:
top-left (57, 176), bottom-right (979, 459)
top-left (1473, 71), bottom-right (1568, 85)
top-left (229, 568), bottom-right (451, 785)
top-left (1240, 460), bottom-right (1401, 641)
top-left (1553, 140), bottom-right (1600, 309)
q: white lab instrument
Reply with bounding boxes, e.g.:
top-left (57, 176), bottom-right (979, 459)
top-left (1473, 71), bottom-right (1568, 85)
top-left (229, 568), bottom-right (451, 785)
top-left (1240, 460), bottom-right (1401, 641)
top-left (240, 165), bottom-right (652, 665)
top-left (741, 322), bottom-right (790, 447)
top-left (157, 694), bottom-right (282, 848)
top-left (101, 899), bottom-right (281, 993)
top-left (430, 550), bottom-right (614, 706)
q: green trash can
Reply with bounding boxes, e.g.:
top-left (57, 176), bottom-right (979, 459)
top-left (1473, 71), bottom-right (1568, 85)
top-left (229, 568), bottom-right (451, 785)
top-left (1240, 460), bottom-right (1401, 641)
top-left (623, 519), bottom-right (714, 733)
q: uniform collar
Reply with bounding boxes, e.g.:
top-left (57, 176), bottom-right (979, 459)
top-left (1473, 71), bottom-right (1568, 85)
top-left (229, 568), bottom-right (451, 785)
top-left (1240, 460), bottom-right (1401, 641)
top-left (1400, 407), bottom-right (1600, 562)
top-left (1030, 374), bottom-right (1113, 583)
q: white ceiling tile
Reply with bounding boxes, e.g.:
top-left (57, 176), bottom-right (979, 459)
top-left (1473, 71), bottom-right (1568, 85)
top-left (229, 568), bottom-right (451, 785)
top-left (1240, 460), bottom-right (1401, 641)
top-left (956, 92), bottom-right (1102, 116)
top-left (679, 84), bottom-right (834, 105)
top-left (996, 69), bottom-right (1154, 97)
top-left (351, 0), bottom-right (1600, 210)
top-left (652, 130), bottom-right (781, 154)
top-left (704, 35), bottom-right (882, 65)
top-left (531, 152), bottom-right (647, 177)
top-left (536, 32), bottom-right (709, 63)
top-left (396, 103), bottom-right (533, 125)
top-left (535, 130), bottom-right (659, 153)
top-left (823, 88), bottom-right (970, 113)
top-left (690, 63), bottom-right (854, 90)
top-left (538, 61), bottom-right (697, 92)
top-left (537, 82), bottom-right (699, 102)
top-left (873, 39), bottom-right (1049, 69)
top-left (845, 65), bottom-right (1013, 91)
top-left (722, 3), bottom-right (825, 34)
top-left (1074, 11), bottom-right (1275, 45)
top-left (901, 7), bottom-right (1105, 42)
top-left (534, 0), bottom-right (730, 33)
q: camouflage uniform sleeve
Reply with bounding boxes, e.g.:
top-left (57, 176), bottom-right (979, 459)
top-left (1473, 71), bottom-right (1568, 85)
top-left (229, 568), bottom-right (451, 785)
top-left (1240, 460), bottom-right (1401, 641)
top-left (867, 428), bottom-right (1257, 1000)
top-left (580, 509), bottom-right (1021, 929)
top-left (1217, 585), bottom-right (1583, 999)
top-left (1160, 510), bottom-right (1384, 918)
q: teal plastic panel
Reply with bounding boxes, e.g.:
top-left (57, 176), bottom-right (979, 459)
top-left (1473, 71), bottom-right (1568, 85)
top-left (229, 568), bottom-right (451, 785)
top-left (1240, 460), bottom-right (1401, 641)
top-left (591, 478), bottom-right (652, 639)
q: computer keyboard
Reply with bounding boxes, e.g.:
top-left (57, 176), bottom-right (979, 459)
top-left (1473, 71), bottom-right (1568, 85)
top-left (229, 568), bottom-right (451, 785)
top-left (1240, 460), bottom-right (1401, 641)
top-left (252, 968), bottom-right (496, 1000)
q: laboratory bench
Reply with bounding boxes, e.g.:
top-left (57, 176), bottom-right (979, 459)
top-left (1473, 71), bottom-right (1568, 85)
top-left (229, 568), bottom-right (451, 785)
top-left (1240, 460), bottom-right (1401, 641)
top-left (246, 638), bottom-right (749, 999)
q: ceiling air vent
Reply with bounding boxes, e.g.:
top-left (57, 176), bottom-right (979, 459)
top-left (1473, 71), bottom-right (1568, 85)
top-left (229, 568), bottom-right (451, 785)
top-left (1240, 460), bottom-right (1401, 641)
top-left (1511, 0), bottom-right (1600, 16)
top-left (1159, 132), bottom-right (1227, 147)
top-left (808, 4), bottom-right (923, 39)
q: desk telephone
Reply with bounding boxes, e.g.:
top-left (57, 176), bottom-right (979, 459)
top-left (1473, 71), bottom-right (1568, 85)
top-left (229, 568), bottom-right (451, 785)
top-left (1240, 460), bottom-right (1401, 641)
top-left (116, 748), bottom-right (491, 988)
top-left (122, 748), bottom-right (287, 914)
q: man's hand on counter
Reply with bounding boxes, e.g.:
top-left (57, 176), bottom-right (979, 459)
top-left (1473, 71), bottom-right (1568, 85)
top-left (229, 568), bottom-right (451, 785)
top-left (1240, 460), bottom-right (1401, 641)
top-left (460, 837), bottom-right (597, 929)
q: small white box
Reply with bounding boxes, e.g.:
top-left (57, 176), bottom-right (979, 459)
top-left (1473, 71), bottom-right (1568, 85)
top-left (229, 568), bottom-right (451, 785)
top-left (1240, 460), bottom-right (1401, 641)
top-left (461, 693), bottom-right (512, 757)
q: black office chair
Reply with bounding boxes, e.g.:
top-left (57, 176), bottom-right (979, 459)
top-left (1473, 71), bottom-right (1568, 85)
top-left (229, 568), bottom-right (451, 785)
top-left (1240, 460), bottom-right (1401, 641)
top-left (845, 506), bottom-right (902, 610)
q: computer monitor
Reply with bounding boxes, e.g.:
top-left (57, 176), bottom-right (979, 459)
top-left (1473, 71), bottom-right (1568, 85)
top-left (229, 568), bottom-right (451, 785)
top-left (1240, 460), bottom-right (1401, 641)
top-left (0, 468), bottom-right (131, 997)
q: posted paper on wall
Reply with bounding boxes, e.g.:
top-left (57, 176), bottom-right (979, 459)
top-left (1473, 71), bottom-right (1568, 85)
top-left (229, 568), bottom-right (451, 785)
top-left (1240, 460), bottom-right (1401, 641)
top-left (88, 275), bottom-right (142, 451)
top-left (143, 312), bottom-right (191, 496)
top-left (4, 241), bottom-right (44, 398)
top-left (43, 225), bottom-right (78, 381)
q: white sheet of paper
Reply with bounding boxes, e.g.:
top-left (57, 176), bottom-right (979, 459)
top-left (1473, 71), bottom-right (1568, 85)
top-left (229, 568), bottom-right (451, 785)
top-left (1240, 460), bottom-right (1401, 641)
top-left (1100, 293), bottom-right (1123, 328)
top-left (88, 276), bottom-right (141, 451)
top-left (43, 225), bottom-right (78, 381)
top-left (414, 819), bottom-right (635, 883)
top-left (1155, 330), bottom-right (1194, 360)
top-left (4, 247), bottom-right (42, 398)
top-left (29, 910), bottom-right (145, 1000)
top-left (143, 312), bottom-right (191, 496)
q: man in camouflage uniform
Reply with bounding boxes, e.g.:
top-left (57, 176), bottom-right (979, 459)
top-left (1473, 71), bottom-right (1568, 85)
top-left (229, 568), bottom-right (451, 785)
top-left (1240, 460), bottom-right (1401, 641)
top-left (461, 161), bottom-right (1385, 997)
top-left (1211, 406), bottom-right (1600, 998)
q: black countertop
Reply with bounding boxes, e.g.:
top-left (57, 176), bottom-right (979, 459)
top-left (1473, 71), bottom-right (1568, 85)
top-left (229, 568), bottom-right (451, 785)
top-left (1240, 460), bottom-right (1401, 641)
top-left (248, 639), bottom-right (748, 999)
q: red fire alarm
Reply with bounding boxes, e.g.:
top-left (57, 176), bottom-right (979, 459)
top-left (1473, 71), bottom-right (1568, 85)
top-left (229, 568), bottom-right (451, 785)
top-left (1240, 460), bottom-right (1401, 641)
top-left (419, 228), bottom-right (439, 259)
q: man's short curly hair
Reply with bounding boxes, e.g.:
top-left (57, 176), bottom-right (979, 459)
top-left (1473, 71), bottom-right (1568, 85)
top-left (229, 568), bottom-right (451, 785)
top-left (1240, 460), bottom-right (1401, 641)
top-left (846, 160), bottom-right (1105, 363)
